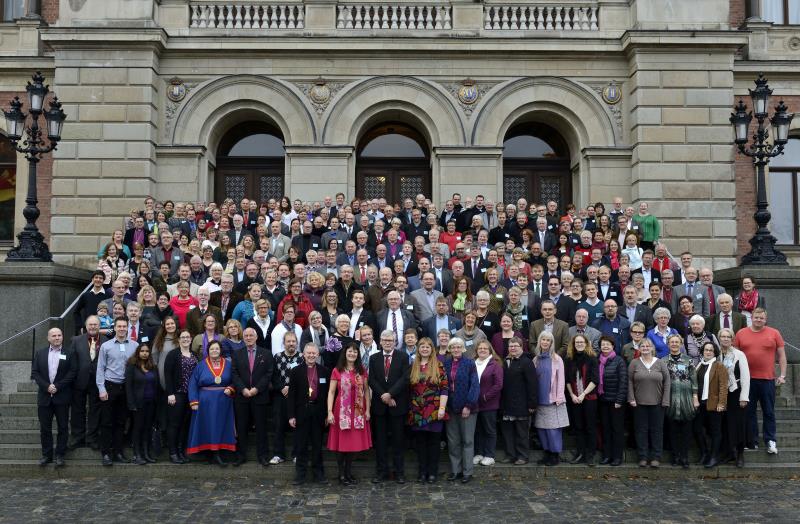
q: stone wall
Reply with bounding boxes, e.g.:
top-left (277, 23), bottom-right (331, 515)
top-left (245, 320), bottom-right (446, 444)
top-left (42, 0), bottom-right (59, 24)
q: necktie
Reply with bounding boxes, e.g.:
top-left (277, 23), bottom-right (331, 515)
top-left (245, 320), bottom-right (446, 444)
top-left (535, 282), bottom-right (540, 297)
top-left (473, 260), bottom-right (478, 276)
top-left (724, 314), bottom-right (730, 329)
top-left (384, 354), bottom-right (391, 380)
top-left (89, 338), bottom-right (96, 361)
top-left (221, 296), bottom-right (228, 318)
top-left (392, 311), bottom-right (398, 344)
top-left (248, 348), bottom-right (255, 376)
top-left (687, 283), bottom-right (693, 295)
top-left (708, 287), bottom-right (716, 315)
top-left (130, 326), bottom-right (137, 342)
top-left (360, 266), bottom-right (366, 284)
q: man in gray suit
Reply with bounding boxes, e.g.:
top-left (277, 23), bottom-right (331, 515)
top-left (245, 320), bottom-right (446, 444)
top-left (376, 291), bottom-right (419, 347)
top-left (568, 308), bottom-right (602, 352)
top-left (410, 271), bottom-right (443, 322)
top-left (149, 230), bottom-right (183, 279)
top-left (266, 220), bottom-right (291, 263)
top-left (671, 267), bottom-right (709, 317)
top-left (699, 267), bottom-right (726, 317)
top-left (320, 217), bottom-right (347, 252)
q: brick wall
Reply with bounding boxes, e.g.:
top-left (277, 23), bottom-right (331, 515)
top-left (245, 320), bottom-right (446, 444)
top-left (42, 0), bottom-right (59, 24)
top-left (734, 95), bottom-right (800, 260)
top-left (730, 0), bottom-right (747, 27)
top-left (0, 91), bottom-right (52, 244)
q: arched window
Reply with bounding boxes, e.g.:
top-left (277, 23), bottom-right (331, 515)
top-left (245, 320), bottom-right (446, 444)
top-left (0, 136), bottom-right (16, 244)
top-left (768, 136), bottom-right (800, 244)
top-left (215, 122), bottom-right (285, 204)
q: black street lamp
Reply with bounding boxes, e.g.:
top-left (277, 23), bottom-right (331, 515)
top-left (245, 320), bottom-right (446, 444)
top-left (3, 71), bottom-right (66, 262)
top-left (730, 73), bottom-right (794, 265)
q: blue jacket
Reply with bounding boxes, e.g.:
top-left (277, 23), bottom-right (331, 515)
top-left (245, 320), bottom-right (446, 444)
top-left (444, 356), bottom-right (480, 412)
top-left (591, 316), bottom-right (631, 350)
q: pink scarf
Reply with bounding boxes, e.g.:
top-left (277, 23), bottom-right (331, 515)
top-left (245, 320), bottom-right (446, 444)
top-left (338, 369), bottom-right (366, 430)
top-left (598, 350), bottom-right (616, 396)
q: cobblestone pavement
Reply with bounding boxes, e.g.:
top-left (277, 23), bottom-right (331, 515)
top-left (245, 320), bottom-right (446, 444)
top-left (0, 476), bottom-right (797, 523)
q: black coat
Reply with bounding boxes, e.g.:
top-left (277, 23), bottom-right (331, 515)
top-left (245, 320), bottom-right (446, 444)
top-left (598, 354), bottom-right (627, 405)
top-left (125, 364), bottom-right (158, 410)
top-left (368, 350), bottom-right (410, 417)
top-left (69, 334), bottom-right (109, 390)
top-left (163, 348), bottom-right (200, 397)
top-left (500, 356), bottom-right (538, 418)
top-left (230, 345), bottom-right (275, 404)
top-left (31, 346), bottom-right (77, 406)
top-left (287, 363), bottom-right (330, 421)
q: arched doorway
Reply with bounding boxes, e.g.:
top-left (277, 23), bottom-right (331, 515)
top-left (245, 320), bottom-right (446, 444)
top-left (502, 123), bottom-right (571, 208)
top-left (356, 122), bottom-right (431, 205)
top-left (214, 121), bottom-right (285, 204)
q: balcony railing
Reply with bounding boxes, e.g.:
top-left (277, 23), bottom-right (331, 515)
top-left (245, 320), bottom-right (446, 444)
top-left (483, 4), bottom-right (598, 31)
top-left (189, 3), bottom-right (305, 29)
top-left (336, 4), bottom-right (452, 30)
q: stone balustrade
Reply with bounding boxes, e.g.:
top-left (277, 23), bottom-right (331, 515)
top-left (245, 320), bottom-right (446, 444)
top-left (336, 4), bottom-right (452, 30)
top-left (189, 3), bottom-right (305, 29)
top-left (483, 4), bottom-right (599, 31)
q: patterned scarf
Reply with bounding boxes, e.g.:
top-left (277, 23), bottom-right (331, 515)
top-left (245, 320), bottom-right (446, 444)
top-left (338, 369), bottom-right (366, 430)
top-left (598, 350), bottom-right (616, 396)
top-left (738, 289), bottom-right (759, 313)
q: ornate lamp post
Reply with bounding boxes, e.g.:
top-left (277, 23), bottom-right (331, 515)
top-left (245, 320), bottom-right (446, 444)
top-left (730, 74), bottom-right (794, 265)
top-left (3, 71), bottom-right (66, 262)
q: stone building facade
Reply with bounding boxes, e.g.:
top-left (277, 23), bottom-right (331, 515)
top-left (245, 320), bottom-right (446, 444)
top-left (0, 0), bottom-right (798, 269)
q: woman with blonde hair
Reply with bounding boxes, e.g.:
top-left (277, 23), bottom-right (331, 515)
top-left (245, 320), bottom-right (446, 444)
top-left (220, 319), bottom-right (244, 358)
top-left (533, 331), bottom-right (568, 466)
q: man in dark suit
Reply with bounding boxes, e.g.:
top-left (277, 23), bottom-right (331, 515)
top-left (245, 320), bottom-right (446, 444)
top-left (422, 296), bottom-right (462, 340)
top-left (534, 217), bottom-right (557, 253)
top-left (227, 214), bottom-right (248, 246)
top-left (463, 246), bottom-right (489, 293)
top-left (597, 266), bottom-right (622, 305)
top-left (288, 342), bottom-right (330, 485)
top-left (31, 328), bottom-right (77, 467)
top-left (543, 276), bottom-right (577, 326)
top-left (68, 316), bottom-right (108, 451)
top-left (620, 285), bottom-right (655, 331)
top-left (123, 216), bottom-right (150, 253)
top-left (706, 293), bottom-right (747, 334)
top-left (291, 220), bottom-right (323, 262)
top-left (209, 274), bottom-right (244, 322)
top-left (369, 329), bottom-right (411, 484)
top-left (231, 327), bottom-right (275, 466)
top-left (125, 302), bottom-right (148, 344)
top-left (377, 291), bottom-right (419, 339)
top-left (186, 287), bottom-right (223, 336)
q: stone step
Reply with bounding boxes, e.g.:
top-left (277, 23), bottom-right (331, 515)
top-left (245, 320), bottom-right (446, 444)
top-left (16, 382), bottom-right (38, 393)
top-left (0, 459), bottom-right (797, 480)
top-left (6, 392), bottom-right (37, 404)
top-left (0, 417), bottom-right (40, 430)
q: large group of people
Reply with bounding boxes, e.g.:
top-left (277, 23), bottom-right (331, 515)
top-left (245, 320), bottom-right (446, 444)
top-left (33, 192), bottom-right (786, 484)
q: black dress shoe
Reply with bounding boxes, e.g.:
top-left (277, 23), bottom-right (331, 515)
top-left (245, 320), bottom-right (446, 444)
top-left (144, 452), bottom-right (157, 464)
top-left (315, 477), bottom-right (329, 485)
top-left (170, 453), bottom-right (183, 464)
top-left (599, 457), bottom-right (611, 465)
top-left (569, 453), bottom-right (585, 464)
top-left (736, 455), bottom-right (744, 468)
top-left (461, 474), bottom-right (473, 484)
top-left (113, 453), bottom-right (130, 463)
top-left (610, 459), bottom-right (622, 467)
top-left (396, 475), bottom-right (406, 484)
top-left (446, 472), bottom-right (462, 481)
top-left (54, 456), bottom-right (65, 468)
top-left (132, 455), bottom-right (148, 465)
top-left (704, 458), bottom-right (719, 469)
top-left (101, 454), bottom-right (113, 466)
top-left (38, 456), bottom-right (53, 467)
top-left (212, 453), bottom-right (227, 468)
top-left (292, 478), bottom-right (305, 485)
top-left (427, 475), bottom-right (437, 483)
top-left (232, 456), bottom-right (246, 467)
top-left (371, 475), bottom-right (385, 484)
top-left (416, 474), bottom-right (426, 483)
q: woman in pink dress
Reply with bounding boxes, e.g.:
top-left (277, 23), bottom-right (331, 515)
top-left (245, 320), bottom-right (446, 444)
top-left (326, 343), bottom-right (372, 486)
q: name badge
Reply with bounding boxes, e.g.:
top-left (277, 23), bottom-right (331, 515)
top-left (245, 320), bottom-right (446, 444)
top-left (633, 225), bottom-right (639, 230)
top-left (609, 292), bottom-right (617, 297)
top-left (677, 364), bottom-right (686, 373)
top-left (596, 313), bottom-right (603, 318)
top-left (59, 354), bottom-right (67, 360)
top-left (504, 233), bottom-right (509, 238)
top-left (288, 362), bottom-right (298, 369)
top-left (521, 315), bottom-right (528, 321)
top-left (357, 321), bottom-right (364, 327)
top-left (455, 235), bottom-right (461, 240)
top-left (465, 340), bottom-right (474, 347)
top-left (173, 255), bottom-right (181, 260)
top-left (450, 329), bottom-right (457, 335)
top-left (141, 336), bottom-right (149, 343)
top-left (278, 243), bottom-right (284, 248)
top-left (653, 278), bottom-right (659, 282)
top-left (406, 305), bottom-right (414, 310)
top-left (696, 293), bottom-right (703, 300)
top-left (548, 225), bottom-right (554, 230)
top-left (423, 231), bottom-right (428, 235)
top-left (119, 344), bottom-right (127, 352)
top-left (480, 268), bottom-right (487, 273)
top-left (312, 243), bottom-right (318, 248)
top-left (612, 328), bottom-right (619, 333)
top-left (189, 305), bottom-right (196, 310)
top-left (495, 294), bottom-right (503, 299)
top-left (483, 321), bottom-right (492, 327)
top-left (319, 378), bottom-right (327, 384)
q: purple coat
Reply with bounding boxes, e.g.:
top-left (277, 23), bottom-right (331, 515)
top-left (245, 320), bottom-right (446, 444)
top-left (477, 359), bottom-right (504, 412)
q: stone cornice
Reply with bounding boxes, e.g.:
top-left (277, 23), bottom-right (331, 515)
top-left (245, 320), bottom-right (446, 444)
top-left (621, 30), bottom-right (749, 54)
top-left (40, 27), bottom-right (168, 53)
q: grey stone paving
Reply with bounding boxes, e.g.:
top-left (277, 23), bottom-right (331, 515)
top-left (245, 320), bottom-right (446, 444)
top-left (0, 477), bottom-right (797, 523)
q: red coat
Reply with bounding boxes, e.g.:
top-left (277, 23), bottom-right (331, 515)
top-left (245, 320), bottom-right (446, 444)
top-left (275, 293), bottom-right (314, 329)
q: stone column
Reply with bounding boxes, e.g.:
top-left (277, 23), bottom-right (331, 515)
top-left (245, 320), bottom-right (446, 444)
top-left (436, 147), bottom-right (503, 204)
top-left (286, 145), bottom-right (352, 198)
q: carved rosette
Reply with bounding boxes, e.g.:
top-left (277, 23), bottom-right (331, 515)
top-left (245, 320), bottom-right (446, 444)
top-left (441, 79), bottom-right (495, 117)
top-left (295, 77), bottom-right (349, 114)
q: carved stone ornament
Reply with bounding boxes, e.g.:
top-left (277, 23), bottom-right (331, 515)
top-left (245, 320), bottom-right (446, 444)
top-left (601, 81), bottom-right (622, 105)
top-left (167, 77), bottom-right (188, 103)
top-left (441, 79), bottom-right (495, 117)
top-left (591, 81), bottom-right (623, 134)
top-left (295, 77), bottom-right (349, 114)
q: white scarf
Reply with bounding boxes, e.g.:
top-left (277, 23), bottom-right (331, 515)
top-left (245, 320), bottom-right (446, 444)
top-left (475, 357), bottom-right (491, 381)
top-left (699, 358), bottom-right (714, 401)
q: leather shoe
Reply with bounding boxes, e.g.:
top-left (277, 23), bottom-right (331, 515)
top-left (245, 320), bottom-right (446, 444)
top-left (38, 456), bottom-right (52, 467)
top-left (292, 478), bottom-right (305, 486)
top-left (113, 453), bottom-right (130, 464)
top-left (416, 474), bottom-right (426, 483)
top-left (371, 475), bottom-right (385, 484)
top-left (446, 472), bottom-right (462, 481)
top-left (599, 457), bottom-right (611, 465)
top-left (101, 454), bottom-right (113, 466)
top-left (54, 456), bottom-right (65, 468)
top-left (132, 455), bottom-right (148, 466)
top-left (569, 453), bottom-right (585, 465)
top-left (233, 456), bottom-right (246, 467)
top-left (461, 474), bottom-right (473, 484)
top-left (212, 453), bottom-right (227, 468)
top-left (736, 455), bottom-right (744, 468)
top-left (427, 475), bottom-right (437, 483)
top-left (259, 457), bottom-right (270, 467)
top-left (610, 459), bottom-right (622, 467)
top-left (704, 458), bottom-right (719, 469)
top-left (169, 453), bottom-right (183, 464)
top-left (395, 475), bottom-right (406, 485)
top-left (315, 477), bottom-right (329, 485)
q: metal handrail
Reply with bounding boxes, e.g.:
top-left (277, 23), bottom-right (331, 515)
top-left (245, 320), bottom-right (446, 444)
top-left (0, 281), bottom-right (93, 350)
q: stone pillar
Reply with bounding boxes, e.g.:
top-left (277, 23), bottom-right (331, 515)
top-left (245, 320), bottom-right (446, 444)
top-left (286, 145), bottom-right (352, 198)
top-left (436, 147), bottom-right (502, 205)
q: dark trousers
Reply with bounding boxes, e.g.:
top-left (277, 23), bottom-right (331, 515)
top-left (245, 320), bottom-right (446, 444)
top-left (669, 417), bottom-right (693, 462)
top-left (696, 403), bottom-right (723, 459)
top-left (414, 430), bottom-right (442, 477)
top-left (501, 418), bottom-right (530, 461)
top-left (38, 403), bottom-right (69, 458)
top-left (571, 399), bottom-right (598, 459)
top-left (294, 402), bottom-right (325, 480)
top-left (748, 378), bottom-right (776, 445)
top-left (234, 400), bottom-right (269, 460)
top-left (131, 400), bottom-right (155, 456)
top-left (634, 405), bottom-right (664, 461)
top-left (70, 385), bottom-right (100, 446)
top-left (599, 400), bottom-right (625, 462)
top-left (99, 381), bottom-right (128, 455)
top-left (475, 410), bottom-right (498, 458)
top-left (273, 395), bottom-right (297, 459)
top-left (723, 390), bottom-right (747, 455)
top-left (167, 392), bottom-right (191, 454)
top-left (372, 413), bottom-right (406, 477)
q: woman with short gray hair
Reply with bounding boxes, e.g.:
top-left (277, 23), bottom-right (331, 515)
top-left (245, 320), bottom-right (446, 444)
top-left (647, 307), bottom-right (677, 359)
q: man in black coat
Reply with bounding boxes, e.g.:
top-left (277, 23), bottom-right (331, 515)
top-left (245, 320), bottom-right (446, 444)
top-left (230, 327), bottom-right (275, 466)
top-left (31, 328), bottom-right (77, 467)
top-left (368, 330), bottom-right (411, 484)
top-left (68, 316), bottom-right (108, 451)
top-left (288, 342), bottom-right (330, 485)
top-left (209, 274), bottom-right (244, 322)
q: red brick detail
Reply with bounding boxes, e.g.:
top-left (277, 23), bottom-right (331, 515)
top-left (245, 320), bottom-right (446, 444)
top-left (729, 0), bottom-right (747, 27)
top-left (41, 0), bottom-right (59, 25)
top-left (734, 95), bottom-right (800, 261)
top-left (0, 90), bottom-right (52, 243)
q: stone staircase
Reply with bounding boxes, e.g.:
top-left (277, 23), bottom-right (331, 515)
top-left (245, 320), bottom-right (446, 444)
top-left (1, 380), bottom-right (798, 479)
